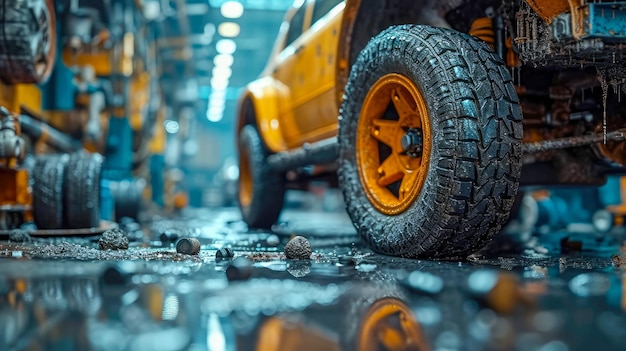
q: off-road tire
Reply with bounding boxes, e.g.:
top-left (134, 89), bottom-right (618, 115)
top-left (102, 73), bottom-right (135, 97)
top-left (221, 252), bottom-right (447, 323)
top-left (111, 179), bottom-right (144, 221)
top-left (63, 152), bottom-right (103, 229)
top-left (238, 125), bottom-right (285, 229)
top-left (0, 0), bottom-right (56, 84)
top-left (33, 154), bottom-right (68, 229)
top-left (338, 25), bottom-right (522, 258)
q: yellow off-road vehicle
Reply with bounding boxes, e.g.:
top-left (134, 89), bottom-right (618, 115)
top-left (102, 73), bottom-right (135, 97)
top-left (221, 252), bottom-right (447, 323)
top-left (236, 0), bottom-right (626, 258)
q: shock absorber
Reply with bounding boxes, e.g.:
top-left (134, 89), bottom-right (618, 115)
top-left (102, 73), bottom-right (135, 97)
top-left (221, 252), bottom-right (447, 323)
top-left (469, 17), bottom-right (495, 49)
top-left (470, 14), bottom-right (520, 68)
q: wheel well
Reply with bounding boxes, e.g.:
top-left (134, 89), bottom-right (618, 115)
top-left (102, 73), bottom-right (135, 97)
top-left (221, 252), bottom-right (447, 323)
top-left (239, 96), bottom-right (256, 129)
top-left (337, 0), bottom-right (452, 103)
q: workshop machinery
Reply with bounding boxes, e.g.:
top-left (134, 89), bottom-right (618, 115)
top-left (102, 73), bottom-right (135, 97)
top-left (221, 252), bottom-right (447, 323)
top-left (0, 0), bottom-right (170, 231)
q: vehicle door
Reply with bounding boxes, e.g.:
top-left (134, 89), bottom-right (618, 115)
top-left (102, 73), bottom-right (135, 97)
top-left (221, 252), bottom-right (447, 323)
top-left (272, 0), bottom-right (314, 148)
top-left (291, 0), bottom-right (344, 146)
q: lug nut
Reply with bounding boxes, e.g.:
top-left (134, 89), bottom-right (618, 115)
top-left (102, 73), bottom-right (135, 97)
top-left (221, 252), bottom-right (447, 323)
top-left (176, 238), bottom-right (201, 255)
top-left (216, 247), bottom-right (235, 260)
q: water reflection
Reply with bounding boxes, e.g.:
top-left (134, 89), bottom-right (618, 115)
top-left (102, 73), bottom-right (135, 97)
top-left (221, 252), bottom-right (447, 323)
top-left (0, 254), bottom-right (624, 351)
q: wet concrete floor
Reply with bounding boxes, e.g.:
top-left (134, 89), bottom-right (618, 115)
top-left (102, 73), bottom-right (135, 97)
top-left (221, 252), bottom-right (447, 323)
top-left (0, 207), bottom-right (625, 351)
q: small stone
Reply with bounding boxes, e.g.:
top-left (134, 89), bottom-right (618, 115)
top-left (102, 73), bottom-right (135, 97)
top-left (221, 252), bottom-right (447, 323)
top-left (119, 217), bottom-right (135, 225)
top-left (216, 247), bottom-right (234, 260)
top-left (123, 222), bottom-right (141, 233)
top-left (19, 222), bottom-right (37, 232)
top-left (175, 238), bottom-right (200, 255)
top-left (284, 235), bottom-right (312, 259)
top-left (338, 255), bottom-right (355, 266)
top-left (8, 229), bottom-right (31, 243)
top-left (160, 228), bottom-right (181, 243)
top-left (611, 254), bottom-right (621, 267)
top-left (226, 257), bottom-right (252, 281)
top-left (128, 230), bottom-right (145, 242)
top-left (266, 235), bottom-right (280, 247)
top-left (98, 229), bottom-right (129, 250)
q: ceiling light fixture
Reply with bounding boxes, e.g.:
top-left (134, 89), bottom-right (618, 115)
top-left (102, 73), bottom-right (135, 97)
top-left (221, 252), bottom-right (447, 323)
top-left (220, 1), bottom-right (244, 19)
top-left (218, 22), bottom-right (241, 37)
top-left (215, 39), bottom-right (237, 55)
top-left (213, 54), bottom-right (234, 67)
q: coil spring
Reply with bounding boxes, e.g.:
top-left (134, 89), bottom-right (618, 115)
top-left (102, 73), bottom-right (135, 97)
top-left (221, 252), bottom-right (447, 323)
top-left (469, 17), bottom-right (495, 49)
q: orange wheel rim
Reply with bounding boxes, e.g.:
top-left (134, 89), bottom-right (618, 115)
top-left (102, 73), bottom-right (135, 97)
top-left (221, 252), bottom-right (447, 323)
top-left (238, 144), bottom-right (253, 207)
top-left (356, 73), bottom-right (431, 215)
top-left (358, 298), bottom-right (429, 351)
top-left (38, 0), bottom-right (57, 81)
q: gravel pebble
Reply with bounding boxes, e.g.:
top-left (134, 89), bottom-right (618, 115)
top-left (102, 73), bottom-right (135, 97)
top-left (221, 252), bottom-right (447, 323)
top-left (338, 255), bottom-right (355, 266)
top-left (284, 235), bottom-right (312, 259)
top-left (160, 228), bottom-right (181, 243)
top-left (9, 229), bottom-right (32, 242)
top-left (99, 229), bottom-right (129, 250)
top-left (266, 235), bottom-right (280, 247)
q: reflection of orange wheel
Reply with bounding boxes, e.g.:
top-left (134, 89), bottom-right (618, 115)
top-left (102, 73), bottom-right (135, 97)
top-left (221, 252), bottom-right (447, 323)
top-left (339, 25), bottom-right (523, 258)
top-left (358, 298), bottom-right (429, 351)
top-left (237, 125), bottom-right (285, 228)
top-left (0, 0), bottom-right (57, 84)
top-left (357, 73), bottom-right (431, 215)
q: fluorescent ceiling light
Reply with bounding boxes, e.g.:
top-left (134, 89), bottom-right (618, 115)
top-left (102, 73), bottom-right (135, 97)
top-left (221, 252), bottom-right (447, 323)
top-left (218, 22), bottom-right (240, 37)
top-left (213, 54), bottom-right (234, 67)
top-left (206, 111), bottom-right (224, 122)
top-left (210, 77), bottom-right (229, 89)
top-left (220, 1), bottom-right (244, 19)
top-left (212, 66), bottom-right (232, 80)
top-left (215, 39), bottom-right (237, 55)
top-left (208, 104), bottom-right (225, 113)
top-left (209, 99), bottom-right (226, 109)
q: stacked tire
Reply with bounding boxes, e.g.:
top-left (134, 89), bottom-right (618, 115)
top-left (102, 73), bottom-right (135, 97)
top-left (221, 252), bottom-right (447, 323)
top-left (32, 152), bottom-right (103, 229)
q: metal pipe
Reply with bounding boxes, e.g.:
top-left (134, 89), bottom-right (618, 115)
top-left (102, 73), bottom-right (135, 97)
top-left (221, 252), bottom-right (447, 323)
top-left (267, 137), bottom-right (339, 173)
top-left (18, 115), bottom-right (83, 152)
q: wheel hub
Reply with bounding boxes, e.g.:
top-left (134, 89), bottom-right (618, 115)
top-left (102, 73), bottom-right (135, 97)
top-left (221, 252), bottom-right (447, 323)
top-left (356, 73), bottom-right (431, 215)
top-left (401, 128), bottom-right (422, 158)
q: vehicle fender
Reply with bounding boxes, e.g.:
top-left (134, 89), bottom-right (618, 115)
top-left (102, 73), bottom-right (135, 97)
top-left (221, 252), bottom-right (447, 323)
top-left (237, 77), bottom-right (288, 153)
top-left (335, 0), bottom-right (449, 107)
